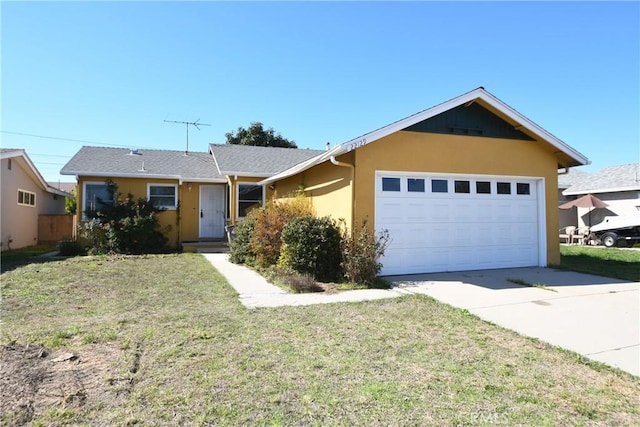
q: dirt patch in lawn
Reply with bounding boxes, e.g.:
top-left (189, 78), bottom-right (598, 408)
top-left (0, 343), bottom-right (122, 426)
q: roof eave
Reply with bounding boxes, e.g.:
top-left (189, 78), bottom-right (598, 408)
top-left (260, 88), bottom-right (590, 184)
top-left (564, 186), bottom-right (640, 196)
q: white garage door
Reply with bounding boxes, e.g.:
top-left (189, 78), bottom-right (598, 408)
top-left (375, 172), bottom-right (543, 275)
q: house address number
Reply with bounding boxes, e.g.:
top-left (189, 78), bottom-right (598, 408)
top-left (346, 138), bottom-right (367, 152)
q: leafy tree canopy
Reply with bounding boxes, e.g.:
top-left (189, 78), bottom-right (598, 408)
top-left (225, 122), bottom-right (297, 148)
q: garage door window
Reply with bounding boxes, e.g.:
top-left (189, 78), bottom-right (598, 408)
top-left (517, 183), bottom-right (530, 195)
top-left (454, 180), bottom-right (470, 194)
top-left (382, 177), bottom-right (401, 192)
top-left (497, 182), bottom-right (511, 194)
top-left (408, 178), bottom-right (425, 192)
top-left (431, 179), bottom-right (448, 193)
top-left (476, 181), bottom-right (491, 194)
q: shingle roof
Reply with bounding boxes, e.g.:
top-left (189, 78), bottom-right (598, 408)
top-left (564, 163), bottom-right (640, 195)
top-left (60, 146), bottom-right (223, 181)
top-left (209, 144), bottom-right (325, 176)
top-left (558, 168), bottom-right (590, 189)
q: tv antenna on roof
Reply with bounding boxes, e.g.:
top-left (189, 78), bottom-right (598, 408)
top-left (163, 118), bottom-right (211, 155)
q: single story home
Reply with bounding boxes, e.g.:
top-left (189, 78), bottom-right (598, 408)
top-left (561, 164), bottom-right (640, 228)
top-left (61, 87), bottom-right (589, 275)
top-left (1, 149), bottom-right (72, 251)
top-left (60, 145), bottom-right (324, 248)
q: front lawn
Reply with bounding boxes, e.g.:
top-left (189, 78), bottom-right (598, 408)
top-left (1, 254), bottom-right (638, 425)
top-left (560, 245), bottom-right (640, 281)
top-left (0, 244), bottom-right (56, 272)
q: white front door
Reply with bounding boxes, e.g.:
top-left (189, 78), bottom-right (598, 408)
top-left (199, 185), bottom-right (225, 238)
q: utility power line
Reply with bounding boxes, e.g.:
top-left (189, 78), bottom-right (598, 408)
top-left (0, 130), bottom-right (155, 148)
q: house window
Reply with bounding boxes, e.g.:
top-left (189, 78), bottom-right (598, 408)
top-left (17, 189), bottom-right (36, 206)
top-left (497, 182), bottom-right (511, 194)
top-left (407, 178), bottom-right (425, 192)
top-left (431, 179), bottom-right (448, 193)
top-left (84, 182), bottom-right (114, 218)
top-left (454, 180), bottom-right (470, 194)
top-left (7, 159), bottom-right (11, 170)
top-left (382, 177), bottom-right (401, 192)
top-left (517, 183), bottom-right (531, 195)
top-left (476, 181), bottom-right (491, 194)
top-left (238, 184), bottom-right (263, 218)
top-left (148, 184), bottom-right (177, 209)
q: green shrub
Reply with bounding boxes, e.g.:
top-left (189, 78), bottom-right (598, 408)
top-left (79, 180), bottom-right (169, 255)
top-left (340, 221), bottom-right (390, 286)
top-left (58, 239), bottom-right (84, 256)
top-left (280, 216), bottom-right (342, 282)
top-left (249, 197), bottom-right (314, 267)
top-left (228, 214), bottom-right (257, 264)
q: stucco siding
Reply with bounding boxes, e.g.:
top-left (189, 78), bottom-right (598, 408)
top-left (269, 131), bottom-right (561, 265)
top-left (1, 158), bottom-right (66, 250)
top-left (353, 131), bottom-right (561, 265)
top-left (273, 154), bottom-right (353, 228)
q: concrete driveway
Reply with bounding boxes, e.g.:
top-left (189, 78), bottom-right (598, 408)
top-left (389, 267), bottom-right (639, 377)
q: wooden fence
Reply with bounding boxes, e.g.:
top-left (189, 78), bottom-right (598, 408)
top-left (38, 215), bottom-right (75, 244)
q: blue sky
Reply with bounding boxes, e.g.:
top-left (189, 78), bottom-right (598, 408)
top-left (2, 1), bottom-right (638, 183)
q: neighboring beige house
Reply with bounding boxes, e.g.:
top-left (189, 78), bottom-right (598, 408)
top-left (1, 149), bottom-right (72, 251)
top-left (562, 164), bottom-right (640, 228)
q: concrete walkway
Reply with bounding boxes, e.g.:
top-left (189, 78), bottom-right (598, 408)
top-left (202, 253), bottom-right (639, 376)
top-left (202, 253), bottom-right (408, 309)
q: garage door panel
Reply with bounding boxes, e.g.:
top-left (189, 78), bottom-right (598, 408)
top-left (376, 173), bottom-right (541, 275)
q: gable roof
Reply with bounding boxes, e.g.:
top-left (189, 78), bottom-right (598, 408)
top-left (1, 149), bottom-right (72, 197)
top-left (261, 87), bottom-right (590, 185)
top-left (563, 164), bottom-right (640, 195)
top-left (60, 146), bottom-right (224, 182)
top-left (209, 144), bottom-right (325, 177)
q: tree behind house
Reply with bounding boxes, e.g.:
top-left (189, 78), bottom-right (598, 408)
top-left (225, 122), bottom-right (297, 148)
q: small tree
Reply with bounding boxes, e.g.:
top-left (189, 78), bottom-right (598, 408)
top-left (64, 186), bottom-right (77, 215)
top-left (340, 221), bottom-right (390, 286)
top-left (225, 122), bottom-right (297, 148)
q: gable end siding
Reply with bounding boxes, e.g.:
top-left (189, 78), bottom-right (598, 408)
top-left (403, 103), bottom-right (534, 141)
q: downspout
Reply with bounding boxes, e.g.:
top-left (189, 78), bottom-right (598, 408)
top-left (330, 156), bottom-right (355, 230)
top-left (226, 175), bottom-right (234, 224)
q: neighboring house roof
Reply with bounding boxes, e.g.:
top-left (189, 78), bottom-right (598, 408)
top-left (60, 146), bottom-right (224, 182)
top-left (261, 87), bottom-right (590, 185)
top-left (47, 182), bottom-right (76, 193)
top-left (558, 168), bottom-right (591, 190)
top-left (563, 163), bottom-right (640, 195)
top-left (209, 144), bottom-right (325, 177)
top-left (1, 148), bottom-right (72, 197)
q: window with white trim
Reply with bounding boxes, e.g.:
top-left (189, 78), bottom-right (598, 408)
top-left (148, 184), bottom-right (177, 209)
top-left (238, 183), bottom-right (263, 218)
top-left (17, 189), bottom-right (36, 206)
top-left (83, 182), bottom-right (114, 218)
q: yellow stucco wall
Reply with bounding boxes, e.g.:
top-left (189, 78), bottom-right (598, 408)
top-left (77, 176), bottom-right (272, 246)
top-left (272, 153), bottom-right (354, 229)
top-left (272, 131), bottom-right (561, 265)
